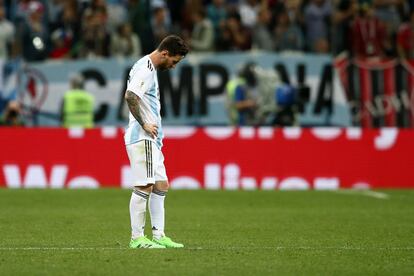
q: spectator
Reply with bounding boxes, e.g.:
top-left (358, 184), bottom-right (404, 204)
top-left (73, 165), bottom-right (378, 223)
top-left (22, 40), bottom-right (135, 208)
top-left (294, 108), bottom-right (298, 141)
top-left (397, 10), bottom-right (414, 59)
top-left (252, 6), bottom-right (274, 50)
top-left (151, 6), bottom-right (170, 46)
top-left (179, 0), bottom-right (203, 39)
top-left (274, 10), bottom-right (304, 52)
top-left (106, 0), bottom-right (128, 32)
top-left (47, 0), bottom-right (65, 31)
top-left (373, 0), bottom-right (404, 36)
top-left (49, 28), bottom-right (71, 59)
top-left (304, 0), bottom-right (332, 53)
top-left (110, 22), bottom-right (142, 57)
top-left (128, 0), bottom-right (153, 54)
top-left (79, 8), bottom-right (111, 58)
top-left (188, 8), bottom-right (215, 52)
top-left (58, 0), bottom-right (81, 58)
top-left (21, 1), bottom-right (50, 61)
top-left (2, 0), bottom-right (413, 59)
top-left (217, 11), bottom-right (252, 51)
top-left (207, 0), bottom-right (227, 36)
top-left (332, 0), bottom-right (358, 55)
top-left (88, 0), bottom-right (108, 13)
top-left (61, 74), bottom-right (95, 128)
top-left (0, 100), bottom-right (24, 127)
top-left (13, 0), bottom-right (33, 26)
top-left (239, 0), bottom-right (261, 28)
top-left (0, 5), bottom-right (15, 60)
top-left (282, 0), bottom-right (303, 25)
top-left (351, 1), bottom-right (389, 58)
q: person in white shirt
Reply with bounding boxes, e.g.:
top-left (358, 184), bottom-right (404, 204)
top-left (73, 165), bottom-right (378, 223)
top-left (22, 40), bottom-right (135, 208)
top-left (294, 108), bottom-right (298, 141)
top-left (124, 35), bottom-right (189, 249)
top-left (0, 5), bottom-right (15, 60)
top-left (189, 8), bottom-right (215, 52)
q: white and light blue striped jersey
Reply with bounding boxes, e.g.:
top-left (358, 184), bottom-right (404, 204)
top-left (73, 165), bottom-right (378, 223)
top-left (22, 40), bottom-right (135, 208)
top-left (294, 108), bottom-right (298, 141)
top-left (124, 55), bottom-right (164, 148)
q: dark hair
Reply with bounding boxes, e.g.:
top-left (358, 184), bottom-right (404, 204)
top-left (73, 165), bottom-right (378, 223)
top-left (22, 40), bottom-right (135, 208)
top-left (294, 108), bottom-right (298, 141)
top-left (239, 62), bottom-right (257, 87)
top-left (157, 35), bottom-right (189, 57)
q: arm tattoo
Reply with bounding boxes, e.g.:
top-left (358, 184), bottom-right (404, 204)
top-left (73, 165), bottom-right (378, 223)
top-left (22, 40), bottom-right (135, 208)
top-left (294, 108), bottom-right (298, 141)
top-left (125, 91), bottom-right (145, 126)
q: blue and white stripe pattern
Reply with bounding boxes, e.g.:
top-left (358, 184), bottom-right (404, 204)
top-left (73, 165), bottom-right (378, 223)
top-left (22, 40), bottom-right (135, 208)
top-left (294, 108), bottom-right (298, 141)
top-left (124, 55), bottom-right (164, 149)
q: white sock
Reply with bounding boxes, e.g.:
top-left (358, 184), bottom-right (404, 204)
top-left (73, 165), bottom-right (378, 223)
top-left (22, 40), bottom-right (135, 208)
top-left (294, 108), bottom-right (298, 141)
top-left (149, 189), bottom-right (166, 239)
top-left (129, 189), bottom-right (149, 239)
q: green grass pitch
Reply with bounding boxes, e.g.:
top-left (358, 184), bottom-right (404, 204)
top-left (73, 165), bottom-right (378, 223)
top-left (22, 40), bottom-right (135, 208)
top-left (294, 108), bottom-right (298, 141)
top-left (0, 189), bottom-right (413, 275)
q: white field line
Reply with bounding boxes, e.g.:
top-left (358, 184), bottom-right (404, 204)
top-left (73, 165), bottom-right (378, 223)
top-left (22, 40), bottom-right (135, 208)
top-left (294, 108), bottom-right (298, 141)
top-left (0, 246), bottom-right (413, 251)
top-left (334, 190), bottom-right (390, 199)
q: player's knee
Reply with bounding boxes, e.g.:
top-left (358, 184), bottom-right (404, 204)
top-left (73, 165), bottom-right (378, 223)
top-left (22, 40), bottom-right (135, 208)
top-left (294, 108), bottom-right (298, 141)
top-left (155, 181), bottom-right (169, 192)
top-left (134, 184), bottom-right (153, 194)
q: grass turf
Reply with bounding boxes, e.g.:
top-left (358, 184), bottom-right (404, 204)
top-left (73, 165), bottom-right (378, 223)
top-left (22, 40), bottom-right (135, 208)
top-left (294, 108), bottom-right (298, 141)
top-left (0, 189), bottom-right (413, 275)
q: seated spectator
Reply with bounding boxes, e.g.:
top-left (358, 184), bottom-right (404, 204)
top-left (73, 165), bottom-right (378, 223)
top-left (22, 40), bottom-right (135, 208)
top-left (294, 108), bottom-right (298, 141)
top-left (351, 2), bottom-right (389, 58)
top-left (0, 100), bottom-right (24, 127)
top-left (304, 0), bottom-right (332, 53)
top-left (21, 1), bottom-right (50, 61)
top-left (397, 10), bottom-right (414, 59)
top-left (188, 8), bottom-right (215, 52)
top-left (252, 7), bottom-right (275, 51)
top-left (110, 22), bottom-right (142, 58)
top-left (274, 10), bottom-right (304, 52)
top-left (0, 5), bottom-right (15, 60)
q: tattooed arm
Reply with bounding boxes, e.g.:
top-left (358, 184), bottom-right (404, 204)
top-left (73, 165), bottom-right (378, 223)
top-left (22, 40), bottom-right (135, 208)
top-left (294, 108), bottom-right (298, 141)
top-left (125, 90), bottom-right (158, 138)
top-left (125, 90), bottom-right (145, 126)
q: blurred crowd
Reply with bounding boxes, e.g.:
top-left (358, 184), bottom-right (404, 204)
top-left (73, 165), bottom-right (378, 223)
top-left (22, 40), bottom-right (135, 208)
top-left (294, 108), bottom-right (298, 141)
top-left (0, 0), bottom-right (414, 63)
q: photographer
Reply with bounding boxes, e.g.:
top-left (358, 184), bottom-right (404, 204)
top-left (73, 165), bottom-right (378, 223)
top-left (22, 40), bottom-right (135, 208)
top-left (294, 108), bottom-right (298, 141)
top-left (0, 100), bottom-right (24, 127)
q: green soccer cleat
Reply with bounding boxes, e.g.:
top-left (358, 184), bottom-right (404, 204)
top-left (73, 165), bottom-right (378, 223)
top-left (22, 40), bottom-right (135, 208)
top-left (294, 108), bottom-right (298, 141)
top-left (152, 236), bottom-right (184, 248)
top-left (129, 236), bottom-right (166, 249)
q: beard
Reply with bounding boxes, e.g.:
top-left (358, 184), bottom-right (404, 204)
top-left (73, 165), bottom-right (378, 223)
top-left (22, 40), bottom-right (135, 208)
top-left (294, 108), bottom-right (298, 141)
top-left (158, 62), bottom-right (170, 71)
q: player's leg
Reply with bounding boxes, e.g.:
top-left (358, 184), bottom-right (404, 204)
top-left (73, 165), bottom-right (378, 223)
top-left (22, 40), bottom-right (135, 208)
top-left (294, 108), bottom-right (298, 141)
top-left (129, 184), bottom-right (152, 240)
top-left (150, 180), bottom-right (168, 239)
top-left (149, 143), bottom-right (184, 248)
top-left (126, 141), bottom-right (165, 249)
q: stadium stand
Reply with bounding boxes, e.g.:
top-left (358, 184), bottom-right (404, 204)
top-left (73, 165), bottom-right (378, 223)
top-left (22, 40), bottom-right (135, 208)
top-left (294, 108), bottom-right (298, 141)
top-left (0, 0), bottom-right (413, 61)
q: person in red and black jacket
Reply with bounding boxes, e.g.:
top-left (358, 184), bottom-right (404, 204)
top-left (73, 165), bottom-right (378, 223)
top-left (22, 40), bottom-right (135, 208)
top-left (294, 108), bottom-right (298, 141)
top-left (397, 10), bottom-right (414, 60)
top-left (351, 1), bottom-right (390, 58)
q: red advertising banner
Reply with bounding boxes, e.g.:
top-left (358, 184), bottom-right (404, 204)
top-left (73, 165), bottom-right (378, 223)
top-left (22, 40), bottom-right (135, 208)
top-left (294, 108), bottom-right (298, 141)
top-left (0, 127), bottom-right (413, 189)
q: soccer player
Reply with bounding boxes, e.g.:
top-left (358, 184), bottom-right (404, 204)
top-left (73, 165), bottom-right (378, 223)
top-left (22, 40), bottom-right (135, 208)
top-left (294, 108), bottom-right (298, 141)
top-left (124, 35), bottom-right (189, 249)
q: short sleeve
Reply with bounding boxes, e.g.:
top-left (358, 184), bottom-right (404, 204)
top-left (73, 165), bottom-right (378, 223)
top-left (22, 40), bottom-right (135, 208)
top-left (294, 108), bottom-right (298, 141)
top-left (127, 67), bottom-right (151, 98)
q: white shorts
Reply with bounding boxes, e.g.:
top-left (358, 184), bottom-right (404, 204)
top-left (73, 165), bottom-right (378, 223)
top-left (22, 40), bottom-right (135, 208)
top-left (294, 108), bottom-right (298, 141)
top-left (126, 140), bottom-right (168, 186)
